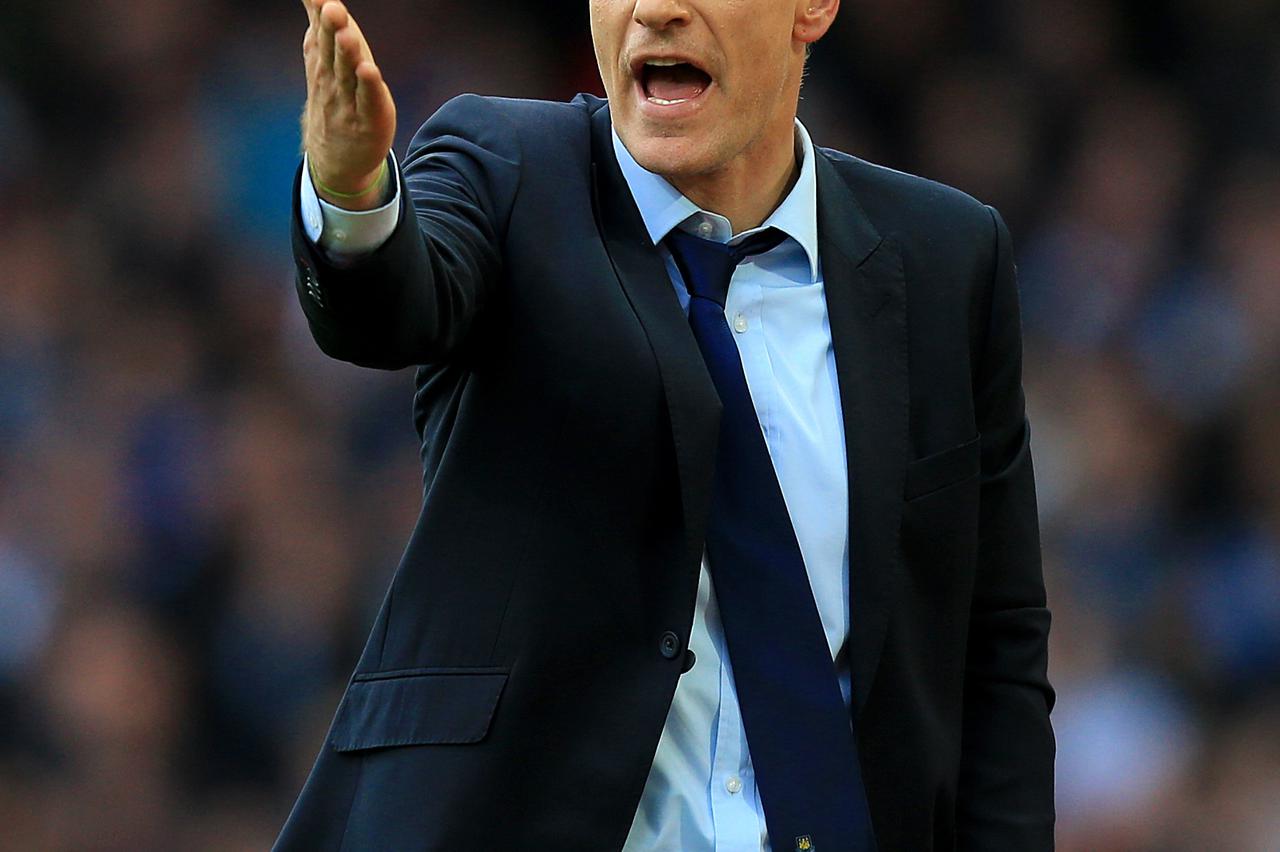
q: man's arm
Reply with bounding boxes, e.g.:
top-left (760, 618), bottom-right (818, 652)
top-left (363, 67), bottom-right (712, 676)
top-left (294, 1), bottom-right (519, 369)
top-left (955, 206), bottom-right (1056, 850)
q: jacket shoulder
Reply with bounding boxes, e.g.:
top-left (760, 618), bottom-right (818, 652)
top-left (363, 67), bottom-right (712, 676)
top-left (425, 92), bottom-right (599, 138)
top-left (818, 146), bottom-right (995, 248)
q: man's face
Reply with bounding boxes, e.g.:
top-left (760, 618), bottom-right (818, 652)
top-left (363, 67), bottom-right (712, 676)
top-left (590, 0), bottom-right (809, 181)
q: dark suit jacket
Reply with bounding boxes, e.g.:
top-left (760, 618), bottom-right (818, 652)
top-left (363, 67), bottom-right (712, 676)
top-left (277, 93), bottom-right (1054, 851)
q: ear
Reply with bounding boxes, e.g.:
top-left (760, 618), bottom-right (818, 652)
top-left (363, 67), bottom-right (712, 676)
top-left (794, 0), bottom-right (839, 45)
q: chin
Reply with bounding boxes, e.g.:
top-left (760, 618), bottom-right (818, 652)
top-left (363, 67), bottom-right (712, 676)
top-left (622, 129), bottom-right (726, 182)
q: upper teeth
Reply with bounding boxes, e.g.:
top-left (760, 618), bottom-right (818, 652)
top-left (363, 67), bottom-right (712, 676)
top-left (646, 59), bottom-right (683, 67)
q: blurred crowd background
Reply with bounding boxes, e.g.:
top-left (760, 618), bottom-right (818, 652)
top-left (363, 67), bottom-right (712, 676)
top-left (1, 0), bottom-right (1278, 849)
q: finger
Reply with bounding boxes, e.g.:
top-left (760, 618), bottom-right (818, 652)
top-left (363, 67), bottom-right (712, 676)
top-left (355, 60), bottom-right (389, 118)
top-left (302, 15), bottom-right (321, 69)
top-left (334, 26), bottom-right (361, 96)
top-left (345, 16), bottom-right (375, 66)
top-left (317, 2), bottom-right (349, 77)
top-left (320, 1), bottom-right (350, 34)
top-left (300, 0), bottom-right (320, 80)
top-left (316, 22), bottom-right (335, 80)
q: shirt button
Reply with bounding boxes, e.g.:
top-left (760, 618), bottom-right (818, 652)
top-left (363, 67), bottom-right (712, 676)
top-left (333, 229), bottom-right (348, 242)
top-left (697, 221), bottom-right (713, 238)
top-left (725, 776), bottom-right (743, 794)
top-left (659, 631), bottom-right (681, 659)
top-left (733, 312), bottom-right (748, 333)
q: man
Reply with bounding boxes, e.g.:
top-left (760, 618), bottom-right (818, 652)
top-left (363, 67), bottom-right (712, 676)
top-left (279, 0), bottom-right (1055, 849)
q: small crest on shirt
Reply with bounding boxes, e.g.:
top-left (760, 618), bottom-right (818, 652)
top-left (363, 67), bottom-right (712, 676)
top-left (795, 836), bottom-right (814, 851)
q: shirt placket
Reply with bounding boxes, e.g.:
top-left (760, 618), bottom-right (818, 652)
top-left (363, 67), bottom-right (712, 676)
top-left (708, 579), bottom-right (768, 850)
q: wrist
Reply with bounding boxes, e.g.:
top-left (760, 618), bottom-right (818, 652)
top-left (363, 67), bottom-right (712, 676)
top-left (310, 158), bottom-right (391, 211)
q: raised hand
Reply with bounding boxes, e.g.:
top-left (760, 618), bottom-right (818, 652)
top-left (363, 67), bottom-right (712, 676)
top-left (300, 0), bottom-right (397, 210)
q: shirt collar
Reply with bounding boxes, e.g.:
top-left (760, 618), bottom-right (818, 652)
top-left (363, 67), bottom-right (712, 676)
top-left (611, 120), bottom-right (821, 283)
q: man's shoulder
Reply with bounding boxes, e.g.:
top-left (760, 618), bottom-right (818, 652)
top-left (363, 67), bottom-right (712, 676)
top-left (424, 92), bottom-right (604, 135)
top-left (816, 145), bottom-right (996, 245)
top-left (408, 93), bottom-right (605, 171)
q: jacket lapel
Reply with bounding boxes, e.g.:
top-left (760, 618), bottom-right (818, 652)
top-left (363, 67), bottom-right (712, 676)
top-left (588, 103), bottom-right (722, 574)
top-left (815, 152), bottom-right (909, 717)
top-left (587, 103), bottom-right (909, 711)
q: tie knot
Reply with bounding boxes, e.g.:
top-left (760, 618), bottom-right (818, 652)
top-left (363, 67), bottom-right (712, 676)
top-left (665, 227), bottom-right (786, 307)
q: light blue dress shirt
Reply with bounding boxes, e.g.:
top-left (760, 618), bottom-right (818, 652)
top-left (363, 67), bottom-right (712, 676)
top-left (302, 119), bottom-right (851, 852)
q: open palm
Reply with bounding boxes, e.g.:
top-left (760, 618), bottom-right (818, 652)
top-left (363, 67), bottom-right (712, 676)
top-left (300, 0), bottom-right (397, 209)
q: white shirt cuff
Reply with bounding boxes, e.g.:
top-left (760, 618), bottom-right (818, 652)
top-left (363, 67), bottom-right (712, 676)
top-left (300, 152), bottom-right (402, 258)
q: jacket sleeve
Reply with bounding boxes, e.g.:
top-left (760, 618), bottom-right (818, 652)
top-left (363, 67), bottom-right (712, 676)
top-left (290, 93), bottom-right (522, 370)
top-left (955, 205), bottom-right (1056, 850)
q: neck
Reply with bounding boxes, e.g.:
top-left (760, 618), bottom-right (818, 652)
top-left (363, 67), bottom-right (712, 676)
top-left (669, 120), bottom-right (801, 235)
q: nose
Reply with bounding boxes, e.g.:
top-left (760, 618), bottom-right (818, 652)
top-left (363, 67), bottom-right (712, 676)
top-left (633, 0), bottom-right (691, 30)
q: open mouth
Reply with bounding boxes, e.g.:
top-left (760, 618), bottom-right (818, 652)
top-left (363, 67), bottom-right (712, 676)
top-left (637, 59), bottom-right (713, 106)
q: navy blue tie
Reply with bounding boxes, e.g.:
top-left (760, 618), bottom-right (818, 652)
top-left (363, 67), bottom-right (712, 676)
top-left (665, 227), bottom-right (876, 852)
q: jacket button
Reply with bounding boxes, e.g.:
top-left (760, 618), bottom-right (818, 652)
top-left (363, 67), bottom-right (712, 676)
top-left (681, 649), bottom-right (696, 673)
top-left (659, 631), bottom-right (681, 659)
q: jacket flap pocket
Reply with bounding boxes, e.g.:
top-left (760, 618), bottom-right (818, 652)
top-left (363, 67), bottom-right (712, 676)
top-left (905, 434), bottom-right (981, 500)
top-left (329, 668), bottom-right (508, 752)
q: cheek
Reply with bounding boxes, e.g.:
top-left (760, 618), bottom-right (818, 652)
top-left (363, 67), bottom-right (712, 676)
top-left (723, 59), bottom-right (779, 118)
top-left (718, 20), bottom-right (790, 99)
top-left (588, 7), bottom-right (620, 80)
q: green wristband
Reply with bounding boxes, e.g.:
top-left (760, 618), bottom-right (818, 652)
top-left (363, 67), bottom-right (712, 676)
top-left (310, 158), bottom-right (388, 200)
